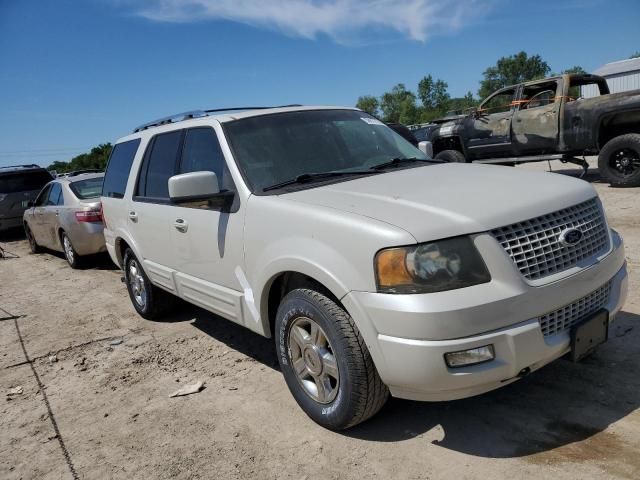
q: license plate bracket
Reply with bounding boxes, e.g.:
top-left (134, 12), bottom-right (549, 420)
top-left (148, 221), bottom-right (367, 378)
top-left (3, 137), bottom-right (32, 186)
top-left (570, 309), bottom-right (609, 362)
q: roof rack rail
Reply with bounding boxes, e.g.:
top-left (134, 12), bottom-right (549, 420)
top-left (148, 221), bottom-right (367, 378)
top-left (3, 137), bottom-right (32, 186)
top-left (0, 164), bottom-right (41, 170)
top-left (133, 105), bottom-right (303, 133)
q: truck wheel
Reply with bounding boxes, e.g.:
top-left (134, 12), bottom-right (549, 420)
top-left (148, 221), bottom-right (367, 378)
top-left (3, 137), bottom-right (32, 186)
top-left (275, 289), bottom-right (388, 430)
top-left (598, 134), bottom-right (640, 187)
top-left (123, 248), bottom-right (176, 320)
top-left (435, 149), bottom-right (467, 163)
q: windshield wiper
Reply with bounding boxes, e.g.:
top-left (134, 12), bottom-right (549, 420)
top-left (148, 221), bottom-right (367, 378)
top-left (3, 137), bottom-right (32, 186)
top-left (369, 157), bottom-right (430, 170)
top-left (262, 171), bottom-right (375, 192)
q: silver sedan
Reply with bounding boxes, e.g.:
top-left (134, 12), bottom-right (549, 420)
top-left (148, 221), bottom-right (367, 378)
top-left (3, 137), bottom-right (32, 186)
top-left (23, 172), bottom-right (106, 268)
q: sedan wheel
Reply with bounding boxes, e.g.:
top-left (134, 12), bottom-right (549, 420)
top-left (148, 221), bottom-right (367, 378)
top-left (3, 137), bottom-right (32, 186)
top-left (61, 233), bottom-right (80, 268)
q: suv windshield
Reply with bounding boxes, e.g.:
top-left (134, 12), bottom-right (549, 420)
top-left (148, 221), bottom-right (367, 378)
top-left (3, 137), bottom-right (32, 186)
top-left (224, 110), bottom-right (428, 193)
top-left (70, 176), bottom-right (104, 199)
top-left (0, 170), bottom-right (52, 193)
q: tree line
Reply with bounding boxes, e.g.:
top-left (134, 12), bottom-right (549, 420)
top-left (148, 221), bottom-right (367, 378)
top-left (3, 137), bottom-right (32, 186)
top-left (48, 144), bottom-right (112, 173)
top-left (356, 51), bottom-right (590, 125)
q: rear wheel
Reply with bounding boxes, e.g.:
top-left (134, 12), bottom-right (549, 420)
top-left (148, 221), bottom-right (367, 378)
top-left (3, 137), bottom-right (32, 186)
top-left (61, 232), bottom-right (81, 269)
top-left (24, 224), bottom-right (42, 254)
top-left (435, 149), bottom-right (467, 163)
top-left (598, 134), bottom-right (640, 187)
top-left (275, 289), bottom-right (388, 430)
top-left (123, 248), bottom-right (176, 320)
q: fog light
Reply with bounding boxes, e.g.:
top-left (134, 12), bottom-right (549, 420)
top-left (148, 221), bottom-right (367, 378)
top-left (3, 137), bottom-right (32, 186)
top-left (444, 345), bottom-right (495, 368)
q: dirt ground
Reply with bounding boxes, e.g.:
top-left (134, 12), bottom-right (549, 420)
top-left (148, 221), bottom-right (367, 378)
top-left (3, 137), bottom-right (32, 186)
top-left (1, 160), bottom-right (639, 480)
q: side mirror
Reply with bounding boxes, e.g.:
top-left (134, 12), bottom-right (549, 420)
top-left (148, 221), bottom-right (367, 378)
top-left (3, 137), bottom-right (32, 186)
top-left (418, 141), bottom-right (434, 159)
top-left (168, 171), bottom-right (234, 209)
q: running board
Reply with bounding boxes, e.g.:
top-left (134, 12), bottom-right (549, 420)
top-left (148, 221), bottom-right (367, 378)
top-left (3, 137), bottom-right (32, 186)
top-left (473, 154), bottom-right (589, 177)
top-left (473, 154), bottom-right (565, 164)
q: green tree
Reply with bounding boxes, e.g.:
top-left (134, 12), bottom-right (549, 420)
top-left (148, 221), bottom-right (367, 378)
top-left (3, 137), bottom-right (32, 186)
top-left (447, 91), bottom-right (478, 113)
top-left (417, 75), bottom-right (450, 112)
top-left (562, 65), bottom-right (587, 75)
top-left (47, 143), bottom-right (112, 174)
top-left (630, 51), bottom-right (640, 59)
top-left (356, 95), bottom-right (380, 116)
top-left (380, 84), bottom-right (418, 123)
top-left (478, 51), bottom-right (550, 100)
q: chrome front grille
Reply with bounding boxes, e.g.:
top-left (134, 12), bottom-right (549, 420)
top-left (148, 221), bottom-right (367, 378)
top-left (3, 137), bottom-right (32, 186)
top-left (491, 198), bottom-right (609, 281)
top-left (538, 282), bottom-right (611, 337)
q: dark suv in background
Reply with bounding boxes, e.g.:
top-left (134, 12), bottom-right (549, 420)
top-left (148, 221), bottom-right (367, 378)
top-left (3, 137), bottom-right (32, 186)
top-left (0, 164), bottom-right (53, 233)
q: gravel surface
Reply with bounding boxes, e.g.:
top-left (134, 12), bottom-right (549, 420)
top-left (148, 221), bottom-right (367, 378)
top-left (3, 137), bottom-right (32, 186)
top-left (1, 160), bottom-right (638, 479)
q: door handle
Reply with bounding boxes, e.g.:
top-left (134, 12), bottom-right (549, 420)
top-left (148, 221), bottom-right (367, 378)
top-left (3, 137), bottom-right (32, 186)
top-left (128, 211), bottom-right (138, 222)
top-left (174, 218), bottom-right (188, 233)
top-left (55, 210), bottom-right (60, 216)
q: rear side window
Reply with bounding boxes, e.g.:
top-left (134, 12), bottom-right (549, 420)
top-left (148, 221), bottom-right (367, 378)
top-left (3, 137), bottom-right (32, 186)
top-left (136, 130), bottom-right (183, 199)
top-left (102, 139), bottom-right (140, 199)
top-left (46, 183), bottom-right (63, 206)
top-left (0, 170), bottom-right (52, 193)
top-left (70, 177), bottom-right (104, 199)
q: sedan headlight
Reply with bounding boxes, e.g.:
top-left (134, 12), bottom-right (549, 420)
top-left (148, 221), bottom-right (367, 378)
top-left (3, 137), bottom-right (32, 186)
top-left (374, 236), bottom-right (491, 294)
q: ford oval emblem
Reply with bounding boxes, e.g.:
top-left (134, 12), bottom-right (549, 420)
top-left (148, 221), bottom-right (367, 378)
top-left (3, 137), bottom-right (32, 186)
top-left (559, 228), bottom-right (583, 246)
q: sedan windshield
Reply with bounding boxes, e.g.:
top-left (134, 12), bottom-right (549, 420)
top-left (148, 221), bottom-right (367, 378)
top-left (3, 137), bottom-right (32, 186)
top-left (224, 109), bottom-right (429, 193)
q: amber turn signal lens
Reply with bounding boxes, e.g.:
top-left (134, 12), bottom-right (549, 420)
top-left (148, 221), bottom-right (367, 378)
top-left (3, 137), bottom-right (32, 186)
top-left (375, 248), bottom-right (413, 288)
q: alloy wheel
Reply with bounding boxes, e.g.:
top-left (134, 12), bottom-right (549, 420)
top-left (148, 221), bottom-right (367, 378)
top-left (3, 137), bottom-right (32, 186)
top-left (128, 259), bottom-right (147, 309)
top-left (610, 148), bottom-right (640, 177)
top-left (63, 235), bottom-right (75, 265)
top-left (288, 316), bottom-right (340, 404)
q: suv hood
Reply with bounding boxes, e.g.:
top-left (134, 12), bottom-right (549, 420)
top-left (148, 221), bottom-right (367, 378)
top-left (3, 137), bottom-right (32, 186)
top-left (286, 163), bottom-right (596, 242)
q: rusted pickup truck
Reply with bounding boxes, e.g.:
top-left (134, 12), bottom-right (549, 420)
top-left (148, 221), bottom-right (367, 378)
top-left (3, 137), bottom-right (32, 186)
top-left (423, 74), bottom-right (640, 187)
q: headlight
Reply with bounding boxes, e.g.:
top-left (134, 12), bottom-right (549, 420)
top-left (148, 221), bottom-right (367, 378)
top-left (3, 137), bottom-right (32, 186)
top-left (374, 236), bottom-right (491, 294)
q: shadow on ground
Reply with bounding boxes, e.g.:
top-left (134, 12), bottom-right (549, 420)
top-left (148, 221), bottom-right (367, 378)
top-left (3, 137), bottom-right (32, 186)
top-left (340, 311), bottom-right (639, 458)
top-left (161, 302), bottom-right (280, 370)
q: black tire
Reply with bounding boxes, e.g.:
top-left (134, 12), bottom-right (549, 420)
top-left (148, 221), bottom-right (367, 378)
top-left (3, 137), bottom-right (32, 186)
top-left (598, 133), bottom-right (640, 187)
top-left (435, 149), bottom-right (467, 163)
top-left (275, 289), bottom-right (388, 430)
top-left (123, 248), bottom-right (176, 320)
top-left (24, 224), bottom-right (42, 254)
top-left (61, 232), bottom-right (81, 269)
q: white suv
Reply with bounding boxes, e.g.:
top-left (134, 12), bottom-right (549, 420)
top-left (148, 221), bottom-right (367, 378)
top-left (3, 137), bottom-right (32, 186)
top-left (102, 106), bottom-right (628, 429)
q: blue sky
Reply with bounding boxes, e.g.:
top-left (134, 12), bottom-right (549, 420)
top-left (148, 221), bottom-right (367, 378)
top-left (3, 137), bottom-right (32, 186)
top-left (0, 0), bottom-right (638, 168)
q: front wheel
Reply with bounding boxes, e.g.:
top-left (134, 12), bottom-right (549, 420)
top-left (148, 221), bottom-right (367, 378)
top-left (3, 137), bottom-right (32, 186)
top-left (598, 133), bottom-right (640, 187)
top-left (24, 224), bottom-right (42, 254)
top-left (275, 289), bottom-right (388, 430)
top-left (434, 149), bottom-right (467, 163)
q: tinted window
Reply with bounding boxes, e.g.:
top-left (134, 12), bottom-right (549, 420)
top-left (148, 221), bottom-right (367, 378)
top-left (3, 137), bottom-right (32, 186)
top-left (224, 110), bottom-right (426, 193)
top-left (35, 184), bottom-right (51, 206)
top-left (102, 139), bottom-right (140, 199)
top-left (137, 130), bottom-right (182, 199)
top-left (180, 128), bottom-right (227, 189)
top-left (46, 183), bottom-right (62, 206)
top-left (0, 170), bottom-right (52, 193)
top-left (70, 176), bottom-right (104, 199)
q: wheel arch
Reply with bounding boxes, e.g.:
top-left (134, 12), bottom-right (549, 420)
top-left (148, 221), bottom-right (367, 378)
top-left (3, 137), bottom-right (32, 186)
top-left (597, 110), bottom-right (640, 149)
top-left (259, 266), bottom-right (348, 339)
top-left (432, 135), bottom-right (466, 157)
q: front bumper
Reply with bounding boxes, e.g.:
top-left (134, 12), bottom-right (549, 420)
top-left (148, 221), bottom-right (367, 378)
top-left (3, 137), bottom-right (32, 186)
top-left (342, 230), bottom-right (628, 402)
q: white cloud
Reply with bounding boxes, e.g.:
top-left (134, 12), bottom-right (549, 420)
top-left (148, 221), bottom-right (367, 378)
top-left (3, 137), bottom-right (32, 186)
top-left (124, 0), bottom-right (487, 43)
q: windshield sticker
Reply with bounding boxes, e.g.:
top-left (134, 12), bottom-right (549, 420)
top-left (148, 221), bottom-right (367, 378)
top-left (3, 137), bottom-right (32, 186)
top-left (361, 117), bottom-right (384, 126)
